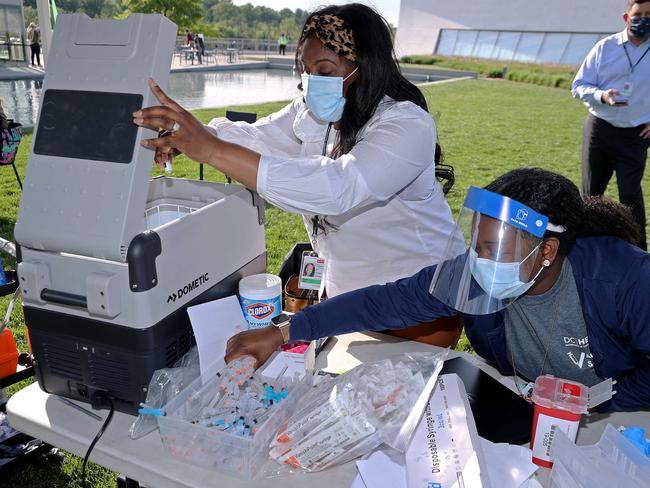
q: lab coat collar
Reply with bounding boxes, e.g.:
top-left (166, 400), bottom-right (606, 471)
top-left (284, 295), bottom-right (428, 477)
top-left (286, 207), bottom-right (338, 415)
top-left (292, 95), bottom-right (396, 144)
top-left (293, 98), bottom-right (334, 143)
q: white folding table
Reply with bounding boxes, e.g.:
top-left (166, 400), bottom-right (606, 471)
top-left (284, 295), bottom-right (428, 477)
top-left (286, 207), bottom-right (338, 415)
top-left (8, 332), bottom-right (650, 487)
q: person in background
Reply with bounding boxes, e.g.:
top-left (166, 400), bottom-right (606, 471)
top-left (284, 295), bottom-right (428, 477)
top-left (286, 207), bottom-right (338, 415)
top-left (135, 3), bottom-right (463, 347)
top-left (572, 0), bottom-right (650, 251)
top-left (278, 33), bottom-right (288, 55)
top-left (193, 33), bottom-right (204, 64)
top-left (225, 168), bottom-right (650, 413)
top-left (0, 98), bottom-right (9, 129)
top-left (184, 28), bottom-right (193, 46)
top-left (26, 22), bottom-right (41, 68)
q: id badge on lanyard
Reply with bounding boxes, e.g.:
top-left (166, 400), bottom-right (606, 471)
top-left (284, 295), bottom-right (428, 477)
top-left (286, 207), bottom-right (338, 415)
top-left (298, 250), bottom-right (326, 298)
top-left (621, 81), bottom-right (633, 99)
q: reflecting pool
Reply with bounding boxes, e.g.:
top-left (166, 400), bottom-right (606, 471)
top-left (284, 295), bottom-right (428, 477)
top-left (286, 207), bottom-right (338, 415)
top-left (0, 68), bottom-right (301, 127)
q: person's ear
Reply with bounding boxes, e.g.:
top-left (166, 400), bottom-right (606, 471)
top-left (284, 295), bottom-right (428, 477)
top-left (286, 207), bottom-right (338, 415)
top-left (540, 237), bottom-right (560, 266)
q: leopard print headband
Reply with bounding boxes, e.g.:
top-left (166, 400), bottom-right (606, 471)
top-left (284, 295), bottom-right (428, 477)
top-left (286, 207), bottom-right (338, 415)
top-left (302, 14), bottom-right (357, 62)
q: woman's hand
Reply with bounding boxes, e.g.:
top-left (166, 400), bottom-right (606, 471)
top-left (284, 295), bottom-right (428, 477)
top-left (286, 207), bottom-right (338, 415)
top-left (133, 78), bottom-right (221, 164)
top-left (225, 326), bottom-right (284, 368)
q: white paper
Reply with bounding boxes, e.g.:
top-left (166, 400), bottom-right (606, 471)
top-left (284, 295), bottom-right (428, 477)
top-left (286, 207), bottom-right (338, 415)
top-left (356, 450), bottom-right (406, 488)
top-left (522, 478), bottom-right (543, 488)
top-left (355, 441), bottom-right (537, 488)
top-left (260, 351), bottom-right (307, 379)
top-left (351, 374), bottom-right (539, 488)
top-left (351, 474), bottom-right (369, 488)
top-left (480, 438), bottom-right (537, 488)
top-left (186, 295), bottom-right (247, 376)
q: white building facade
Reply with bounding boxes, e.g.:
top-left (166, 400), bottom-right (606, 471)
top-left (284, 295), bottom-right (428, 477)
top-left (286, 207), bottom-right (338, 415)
top-left (394, 0), bottom-right (628, 65)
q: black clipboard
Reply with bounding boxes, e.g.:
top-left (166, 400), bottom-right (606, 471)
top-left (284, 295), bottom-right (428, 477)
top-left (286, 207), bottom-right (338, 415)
top-left (441, 357), bottom-right (534, 444)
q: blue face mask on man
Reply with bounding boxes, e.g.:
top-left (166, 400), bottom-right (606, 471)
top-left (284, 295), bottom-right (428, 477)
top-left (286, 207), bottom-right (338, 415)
top-left (301, 68), bottom-right (358, 122)
top-left (630, 16), bottom-right (650, 39)
top-left (468, 245), bottom-right (544, 300)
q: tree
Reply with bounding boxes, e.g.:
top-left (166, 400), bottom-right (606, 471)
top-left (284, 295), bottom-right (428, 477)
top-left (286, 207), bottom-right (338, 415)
top-left (23, 6), bottom-right (38, 26)
top-left (122, 0), bottom-right (203, 29)
top-left (206, 0), bottom-right (307, 40)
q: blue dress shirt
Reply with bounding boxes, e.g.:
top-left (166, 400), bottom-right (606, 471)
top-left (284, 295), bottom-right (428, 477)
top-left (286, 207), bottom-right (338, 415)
top-left (572, 30), bottom-right (650, 128)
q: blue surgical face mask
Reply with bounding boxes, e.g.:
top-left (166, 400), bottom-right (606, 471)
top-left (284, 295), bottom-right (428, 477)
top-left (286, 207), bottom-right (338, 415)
top-left (301, 68), bottom-right (358, 122)
top-left (630, 16), bottom-right (650, 39)
top-left (468, 246), bottom-right (543, 300)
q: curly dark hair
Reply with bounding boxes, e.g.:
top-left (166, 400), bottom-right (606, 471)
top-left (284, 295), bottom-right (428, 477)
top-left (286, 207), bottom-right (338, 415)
top-left (295, 3), bottom-right (453, 194)
top-left (484, 168), bottom-right (641, 254)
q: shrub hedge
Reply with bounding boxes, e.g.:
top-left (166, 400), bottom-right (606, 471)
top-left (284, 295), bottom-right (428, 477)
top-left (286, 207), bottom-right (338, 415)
top-left (400, 54), bottom-right (577, 90)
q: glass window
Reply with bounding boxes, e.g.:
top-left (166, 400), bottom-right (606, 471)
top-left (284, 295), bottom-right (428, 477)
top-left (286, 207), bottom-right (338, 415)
top-left (513, 33), bottom-right (544, 62)
top-left (0, 6), bottom-right (26, 62)
top-left (6, 6), bottom-right (21, 32)
top-left (537, 33), bottom-right (570, 64)
top-left (561, 33), bottom-right (601, 65)
top-left (453, 30), bottom-right (478, 57)
top-left (436, 30), bottom-right (458, 56)
top-left (434, 29), bottom-right (611, 65)
top-left (472, 31), bottom-right (499, 58)
top-left (493, 31), bottom-right (521, 61)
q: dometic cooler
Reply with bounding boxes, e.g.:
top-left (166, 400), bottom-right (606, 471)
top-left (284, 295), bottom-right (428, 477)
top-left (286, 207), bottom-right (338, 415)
top-left (14, 13), bottom-right (266, 414)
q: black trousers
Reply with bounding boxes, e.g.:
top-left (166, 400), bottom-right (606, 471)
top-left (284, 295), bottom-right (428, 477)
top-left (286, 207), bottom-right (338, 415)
top-left (582, 114), bottom-right (649, 250)
top-left (30, 43), bottom-right (41, 66)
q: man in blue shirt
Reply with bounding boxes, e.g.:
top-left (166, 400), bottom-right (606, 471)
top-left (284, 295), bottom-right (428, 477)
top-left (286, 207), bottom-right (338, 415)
top-left (572, 0), bottom-right (650, 250)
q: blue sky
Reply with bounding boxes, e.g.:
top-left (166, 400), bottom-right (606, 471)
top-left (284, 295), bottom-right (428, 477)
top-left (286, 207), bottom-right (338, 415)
top-left (232, 0), bottom-right (401, 26)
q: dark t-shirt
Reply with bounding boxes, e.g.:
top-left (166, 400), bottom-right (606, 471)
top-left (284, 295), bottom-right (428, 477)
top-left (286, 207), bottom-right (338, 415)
top-left (505, 259), bottom-right (602, 386)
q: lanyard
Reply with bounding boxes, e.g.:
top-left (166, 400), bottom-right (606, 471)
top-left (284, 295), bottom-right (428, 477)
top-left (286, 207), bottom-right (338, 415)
top-left (321, 122), bottom-right (333, 157)
top-left (623, 41), bottom-right (650, 73)
top-left (312, 122), bottom-right (335, 238)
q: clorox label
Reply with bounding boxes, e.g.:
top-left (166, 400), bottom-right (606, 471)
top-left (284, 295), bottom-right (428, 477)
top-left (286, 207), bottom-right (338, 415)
top-left (239, 295), bottom-right (281, 329)
top-left (246, 302), bottom-right (275, 320)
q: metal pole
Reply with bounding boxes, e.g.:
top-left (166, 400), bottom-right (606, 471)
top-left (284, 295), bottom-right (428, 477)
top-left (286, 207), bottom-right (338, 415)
top-left (36, 0), bottom-right (53, 68)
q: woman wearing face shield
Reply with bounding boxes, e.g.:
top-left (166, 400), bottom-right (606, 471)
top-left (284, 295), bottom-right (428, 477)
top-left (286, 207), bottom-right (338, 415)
top-left (226, 168), bottom-right (650, 413)
top-left (134, 4), bottom-right (461, 346)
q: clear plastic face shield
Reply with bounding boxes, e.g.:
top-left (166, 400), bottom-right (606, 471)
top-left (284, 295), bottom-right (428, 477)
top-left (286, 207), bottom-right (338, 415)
top-left (429, 187), bottom-right (552, 315)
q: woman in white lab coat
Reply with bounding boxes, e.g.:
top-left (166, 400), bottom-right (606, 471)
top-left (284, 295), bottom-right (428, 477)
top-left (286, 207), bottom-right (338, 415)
top-left (134, 4), bottom-right (462, 345)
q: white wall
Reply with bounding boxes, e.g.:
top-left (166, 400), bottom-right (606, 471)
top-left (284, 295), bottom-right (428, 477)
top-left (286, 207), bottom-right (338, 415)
top-left (395, 0), bottom-right (627, 57)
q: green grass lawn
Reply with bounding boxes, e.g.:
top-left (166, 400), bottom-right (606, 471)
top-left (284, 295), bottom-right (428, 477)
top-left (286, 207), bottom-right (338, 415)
top-left (2, 78), bottom-right (648, 486)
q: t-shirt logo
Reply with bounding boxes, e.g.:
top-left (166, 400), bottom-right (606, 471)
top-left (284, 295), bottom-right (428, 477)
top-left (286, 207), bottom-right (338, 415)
top-left (564, 336), bottom-right (593, 369)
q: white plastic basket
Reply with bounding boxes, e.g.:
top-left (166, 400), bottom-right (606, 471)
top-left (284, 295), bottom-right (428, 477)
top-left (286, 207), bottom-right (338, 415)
top-left (158, 370), bottom-right (312, 479)
top-left (145, 203), bottom-right (197, 229)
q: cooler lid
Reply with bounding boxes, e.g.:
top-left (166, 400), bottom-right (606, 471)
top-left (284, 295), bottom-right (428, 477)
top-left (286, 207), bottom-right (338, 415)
top-left (15, 13), bottom-right (177, 262)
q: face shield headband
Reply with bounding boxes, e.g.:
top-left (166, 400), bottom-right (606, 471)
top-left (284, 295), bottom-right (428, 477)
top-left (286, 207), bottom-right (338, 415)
top-left (429, 187), bottom-right (565, 315)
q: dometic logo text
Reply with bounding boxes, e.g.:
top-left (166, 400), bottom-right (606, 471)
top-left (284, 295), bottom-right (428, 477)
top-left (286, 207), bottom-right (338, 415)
top-left (167, 273), bottom-right (209, 303)
top-left (246, 302), bottom-right (275, 320)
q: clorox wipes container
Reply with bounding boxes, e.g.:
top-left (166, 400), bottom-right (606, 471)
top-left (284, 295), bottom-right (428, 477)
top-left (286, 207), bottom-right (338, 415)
top-left (239, 274), bottom-right (282, 329)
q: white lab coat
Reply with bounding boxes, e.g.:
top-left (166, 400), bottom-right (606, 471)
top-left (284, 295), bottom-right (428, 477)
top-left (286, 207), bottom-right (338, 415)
top-left (208, 97), bottom-right (458, 297)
